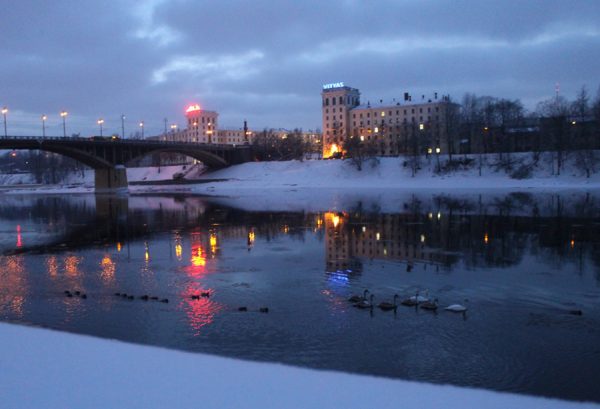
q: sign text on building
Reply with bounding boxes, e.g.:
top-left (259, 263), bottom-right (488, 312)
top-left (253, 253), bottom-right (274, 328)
top-left (323, 82), bottom-right (344, 90)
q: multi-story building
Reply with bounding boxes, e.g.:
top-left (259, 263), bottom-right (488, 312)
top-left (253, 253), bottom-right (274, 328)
top-left (321, 82), bottom-right (457, 158)
top-left (184, 104), bottom-right (218, 143)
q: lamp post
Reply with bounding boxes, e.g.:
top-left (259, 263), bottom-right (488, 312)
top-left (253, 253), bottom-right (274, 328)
top-left (2, 107), bottom-right (8, 138)
top-left (97, 118), bottom-right (104, 137)
top-left (41, 115), bottom-right (47, 137)
top-left (60, 111), bottom-right (68, 137)
top-left (139, 121), bottom-right (144, 139)
top-left (121, 114), bottom-right (125, 139)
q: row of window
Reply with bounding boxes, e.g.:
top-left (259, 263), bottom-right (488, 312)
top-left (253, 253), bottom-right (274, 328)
top-left (323, 95), bottom-right (359, 106)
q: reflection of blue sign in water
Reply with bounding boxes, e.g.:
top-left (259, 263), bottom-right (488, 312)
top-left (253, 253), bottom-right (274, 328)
top-left (323, 82), bottom-right (344, 90)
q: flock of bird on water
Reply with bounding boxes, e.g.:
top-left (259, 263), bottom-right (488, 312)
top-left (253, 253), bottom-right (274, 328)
top-left (63, 289), bottom-right (270, 313)
top-left (349, 289), bottom-right (468, 314)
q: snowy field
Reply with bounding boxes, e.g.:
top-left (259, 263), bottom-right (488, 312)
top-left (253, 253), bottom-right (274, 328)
top-left (1, 322), bottom-right (598, 409)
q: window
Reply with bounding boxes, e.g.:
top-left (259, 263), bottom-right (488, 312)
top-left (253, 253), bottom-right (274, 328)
top-left (333, 98), bottom-right (336, 105)
top-left (325, 98), bottom-right (329, 106)
top-left (339, 96), bottom-right (343, 104)
top-left (419, 108), bottom-right (423, 113)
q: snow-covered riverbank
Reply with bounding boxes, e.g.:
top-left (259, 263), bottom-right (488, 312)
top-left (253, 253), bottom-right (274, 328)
top-left (1, 153), bottom-right (600, 197)
top-left (1, 322), bottom-right (598, 409)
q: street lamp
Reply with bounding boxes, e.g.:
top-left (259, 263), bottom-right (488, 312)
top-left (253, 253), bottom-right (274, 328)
top-left (41, 114), bottom-right (47, 137)
top-left (121, 114), bottom-right (126, 139)
top-left (60, 110), bottom-right (68, 137)
top-left (97, 118), bottom-right (104, 137)
top-left (2, 107), bottom-right (8, 138)
top-left (139, 121), bottom-right (144, 139)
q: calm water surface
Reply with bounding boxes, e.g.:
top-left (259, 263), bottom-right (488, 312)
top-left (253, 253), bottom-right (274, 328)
top-left (1, 192), bottom-right (599, 402)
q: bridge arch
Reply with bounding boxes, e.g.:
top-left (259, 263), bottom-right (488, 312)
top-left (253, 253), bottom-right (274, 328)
top-left (126, 148), bottom-right (228, 168)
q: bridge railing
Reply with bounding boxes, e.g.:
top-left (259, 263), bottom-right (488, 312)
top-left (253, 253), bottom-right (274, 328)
top-left (0, 136), bottom-right (251, 149)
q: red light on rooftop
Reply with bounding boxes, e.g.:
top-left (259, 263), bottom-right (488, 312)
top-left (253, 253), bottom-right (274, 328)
top-left (186, 104), bottom-right (201, 114)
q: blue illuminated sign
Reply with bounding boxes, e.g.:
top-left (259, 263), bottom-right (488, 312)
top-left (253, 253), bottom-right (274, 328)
top-left (323, 82), bottom-right (344, 90)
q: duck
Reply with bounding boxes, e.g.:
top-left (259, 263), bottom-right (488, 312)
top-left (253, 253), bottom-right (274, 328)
top-left (65, 291), bottom-right (73, 298)
top-left (201, 291), bottom-right (211, 298)
top-left (80, 294), bottom-right (87, 299)
top-left (445, 300), bottom-right (468, 313)
top-left (150, 296), bottom-right (159, 300)
top-left (420, 298), bottom-right (438, 311)
top-left (114, 292), bottom-right (121, 296)
top-left (378, 294), bottom-right (399, 311)
top-left (127, 295), bottom-right (134, 300)
top-left (238, 307), bottom-right (248, 312)
top-left (259, 307), bottom-right (269, 313)
top-left (348, 289), bottom-right (369, 303)
top-left (191, 295), bottom-right (200, 300)
top-left (160, 298), bottom-right (169, 303)
top-left (140, 295), bottom-right (149, 301)
top-left (74, 291), bottom-right (81, 296)
top-left (354, 294), bottom-right (374, 309)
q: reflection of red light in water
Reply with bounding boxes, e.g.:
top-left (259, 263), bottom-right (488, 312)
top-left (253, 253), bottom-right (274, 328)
top-left (16, 225), bottom-right (22, 248)
top-left (181, 284), bottom-right (220, 335)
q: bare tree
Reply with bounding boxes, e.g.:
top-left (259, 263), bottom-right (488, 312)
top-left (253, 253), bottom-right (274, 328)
top-left (342, 136), bottom-right (376, 171)
top-left (536, 95), bottom-right (571, 175)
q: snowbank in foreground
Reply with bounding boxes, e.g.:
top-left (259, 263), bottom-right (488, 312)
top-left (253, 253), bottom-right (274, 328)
top-left (1, 323), bottom-right (598, 409)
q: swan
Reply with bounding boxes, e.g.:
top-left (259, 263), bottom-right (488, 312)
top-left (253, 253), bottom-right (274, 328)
top-left (348, 289), bottom-right (369, 303)
top-left (378, 294), bottom-right (399, 311)
top-left (401, 292), bottom-right (419, 307)
top-left (445, 300), bottom-right (468, 312)
top-left (410, 290), bottom-right (430, 303)
top-left (420, 298), bottom-right (438, 311)
top-left (354, 294), bottom-right (374, 309)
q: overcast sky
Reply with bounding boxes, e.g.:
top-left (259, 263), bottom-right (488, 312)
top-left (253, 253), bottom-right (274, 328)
top-left (1, 0), bottom-right (599, 137)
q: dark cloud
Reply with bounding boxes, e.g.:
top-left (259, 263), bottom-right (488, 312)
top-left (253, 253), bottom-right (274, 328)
top-left (1, 0), bottom-right (599, 136)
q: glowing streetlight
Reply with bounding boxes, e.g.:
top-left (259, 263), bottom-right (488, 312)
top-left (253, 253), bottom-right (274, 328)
top-left (2, 107), bottom-right (8, 138)
top-left (60, 110), bottom-right (68, 137)
top-left (97, 118), bottom-right (104, 137)
top-left (139, 121), bottom-right (144, 139)
top-left (41, 114), bottom-right (47, 137)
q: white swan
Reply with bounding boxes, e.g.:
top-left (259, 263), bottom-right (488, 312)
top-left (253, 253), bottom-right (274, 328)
top-left (409, 290), bottom-right (429, 303)
top-left (445, 300), bottom-right (468, 312)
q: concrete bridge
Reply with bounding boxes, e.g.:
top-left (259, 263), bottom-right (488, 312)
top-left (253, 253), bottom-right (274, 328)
top-left (0, 136), bottom-right (253, 192)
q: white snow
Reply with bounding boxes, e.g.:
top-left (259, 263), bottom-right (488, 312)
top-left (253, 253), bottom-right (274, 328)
top-left (1, 153), bottom-right (599, 197)
top-left (1, 322), bottom-right (598, 409)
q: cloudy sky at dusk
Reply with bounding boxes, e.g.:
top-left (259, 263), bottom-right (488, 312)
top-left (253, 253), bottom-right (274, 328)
top-left (1, 0), bottom-right (599, 137)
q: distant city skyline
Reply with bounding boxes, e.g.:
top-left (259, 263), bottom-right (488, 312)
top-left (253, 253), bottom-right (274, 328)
top-left (1, 0), bottom-right (599, 137)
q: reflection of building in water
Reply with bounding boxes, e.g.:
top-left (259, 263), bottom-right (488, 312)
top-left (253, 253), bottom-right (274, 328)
top-left (324, 211), bottom-right (453, 272)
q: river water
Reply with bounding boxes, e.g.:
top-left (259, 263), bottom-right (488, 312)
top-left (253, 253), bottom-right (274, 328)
top-left (1, 191), bottom-right (599, 402)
